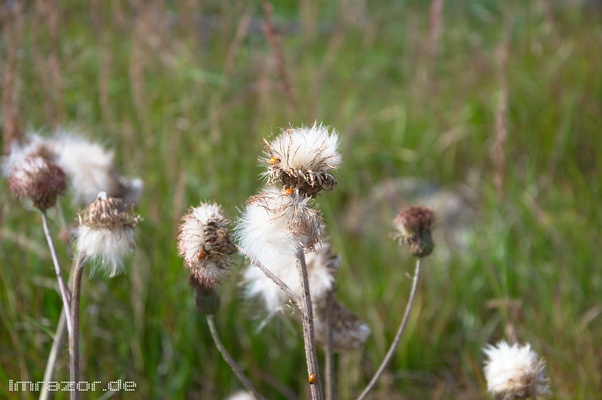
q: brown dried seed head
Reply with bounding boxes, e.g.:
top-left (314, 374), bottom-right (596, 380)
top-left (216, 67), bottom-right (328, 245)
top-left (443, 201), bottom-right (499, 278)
top-left (8, 156), bottom-right (67, 211)
top-left (393, 206), bottom-right (436, 258)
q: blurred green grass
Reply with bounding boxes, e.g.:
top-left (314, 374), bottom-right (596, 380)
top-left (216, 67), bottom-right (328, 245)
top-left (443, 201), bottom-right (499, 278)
top-left (1, 1), bottom-right (601, 399)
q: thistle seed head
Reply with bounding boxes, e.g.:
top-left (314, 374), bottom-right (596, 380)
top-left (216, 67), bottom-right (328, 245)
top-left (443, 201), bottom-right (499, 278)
top-left (177, 202), bottom-right (236, 289)
top-left (393, 205), bottom-right (436, 257)
top-left (75, 192), bottom-right (140, 276)
top-left (260, 123), bottom-right (342, 196)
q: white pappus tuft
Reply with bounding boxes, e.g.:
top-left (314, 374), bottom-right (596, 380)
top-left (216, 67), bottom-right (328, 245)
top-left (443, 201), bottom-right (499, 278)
top-left (261, 123), bottom-right (342, 196)
top-left (483, 340), bottom-right (550, 400)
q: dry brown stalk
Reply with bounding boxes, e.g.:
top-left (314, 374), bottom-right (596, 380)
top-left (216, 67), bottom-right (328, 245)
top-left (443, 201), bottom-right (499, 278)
top-left (493, 30), bottom-right (509, 201)
top-left (427, 0), bottom-right (445, 70)
top-left (1, 1), bottom-right (25, 155)
top-left (46, 0), bottom-right (66, 123)
top-left (223, 3), bottom-right (253, 78)
top-left (261, 1), bottom-right (297, 112)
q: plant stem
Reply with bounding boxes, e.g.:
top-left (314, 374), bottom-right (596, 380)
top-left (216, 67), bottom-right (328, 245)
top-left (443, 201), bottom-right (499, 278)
top-left (325, 290), bottom-right (335, 400)
top-left (39, 310), bottom-right (67, 400)
top-left (356, 258), bottom-right (423, 400)
top-left (41, 210), bottom-right (73, 336)
top-left (206, 315), bottom-right (266, 400)
top-left (236, 245), bottom-right (301, 306)
top-left (296, 247), bottom-right (323, 400)
top-left (69, 252), bottom-right (86, 400)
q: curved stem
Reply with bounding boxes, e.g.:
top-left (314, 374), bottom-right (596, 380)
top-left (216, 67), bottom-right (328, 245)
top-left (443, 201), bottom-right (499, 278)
top-left (356, 258), bottom-right (423, 400)
top-left (236, 245), bottom-right (301, 306)
top-left (296, 247), bottom-right (323, 400)
top-left (41, 211), bottom-right (73, 336)
top-left (206, 315), bottom-right (266, 400)
top-left (69, 253), bottom-right (86, 400)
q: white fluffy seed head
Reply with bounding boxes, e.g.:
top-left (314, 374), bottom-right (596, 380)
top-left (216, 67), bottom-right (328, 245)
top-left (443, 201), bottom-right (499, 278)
top-left (6, 130), bottom-right (143, 205)
top-left (236, 185), bottom-right (323, 258)
top-left (177, 202), bottom-right (236, 289)
top-left (49, 132), bottom-right (121, 204)
top-left (225, 391), bottom-right (255, 400)
top-left (483, 341), bottom-right (550, 400)
top-left (75, 192), bottom-right (140, 277)
top-left (261, 123), bottom-right (342, 196)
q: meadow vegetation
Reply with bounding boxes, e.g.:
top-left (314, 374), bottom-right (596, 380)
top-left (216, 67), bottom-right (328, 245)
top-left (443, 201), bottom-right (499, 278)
top-left (1, 0), bottom-right (601, 398)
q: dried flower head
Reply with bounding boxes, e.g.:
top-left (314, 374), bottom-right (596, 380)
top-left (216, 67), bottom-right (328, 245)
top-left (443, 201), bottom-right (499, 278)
top-left (393, 205), bottom-right (436, 257)
top-left (5, 155), bottom-right (67, 211)
top-left (313, 298), bottom-right (371, 352)
top-left (49, 132), bottom-right (143, 205)
top-left (3, 137), bottom-right (67, 211)
top-left (260, 123), bottom-right (342, 196)
top-left (237, 186), bottom-right (324, 314)
top-left (177, 202), bottom-right (236, 289)
top-left (238, 185), bottom-right (323, 254)
top-left (483, 341), bottom-right (550, 400)
top-left (75, 192), bottom-right (140, 276)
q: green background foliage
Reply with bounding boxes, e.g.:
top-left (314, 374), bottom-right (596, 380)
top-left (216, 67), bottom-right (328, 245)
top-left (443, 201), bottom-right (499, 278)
top-left (1, 1), bottom-right (601, 398)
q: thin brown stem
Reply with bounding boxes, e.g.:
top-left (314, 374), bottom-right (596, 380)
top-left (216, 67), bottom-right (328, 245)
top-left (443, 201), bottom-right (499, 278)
top-left (296, 247), bottom-right (323, 400)
top-left (206, 315), bottom-right (265, 400)
top-left (41, 211), bottom-right (73, 336)
top-left (236, 245), bottom-right (301, 306)
top-left (325, 290), bottom-right (335, 400)
top-left (69, 252), bottom-right (86, 400)
top-left (356, 258), bottom-right (423, 400)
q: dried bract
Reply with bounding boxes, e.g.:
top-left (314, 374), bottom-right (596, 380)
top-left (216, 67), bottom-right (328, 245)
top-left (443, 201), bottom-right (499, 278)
top-left (393, 205), bottom-right (436, 257)
top-left (5, 155), bottom-right (67, 211)
top-left (75, 192), bottom-right (140, 276)
top-left (177, 202), bottom-right (236, 289)
top-left (260, 123), bottom-right (341, 196)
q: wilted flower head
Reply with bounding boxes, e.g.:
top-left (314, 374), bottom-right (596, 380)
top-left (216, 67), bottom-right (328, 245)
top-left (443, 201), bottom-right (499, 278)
top-left (237, 186), bottom-right (324, 314)
top-left (75, 192), bottom-right (140, 276)
top-left (393, 205), bottom-right (436, 257)
top-left (4, 148), bottom-right (67, 211)
top-left (238, 185), bottom-right (323, 255)
top-left (4, 131), bottom-right (143, 205)
top-left (260, 123), bottom-right (342, 196)
top-left (483, 341), bottom-right (550, 400)
top-left (177, 202), bottom-right (236, 289)
top-left (49, 132), bottom-right (143, 205)
top-left (313, 298), bottom-right (371, 352)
